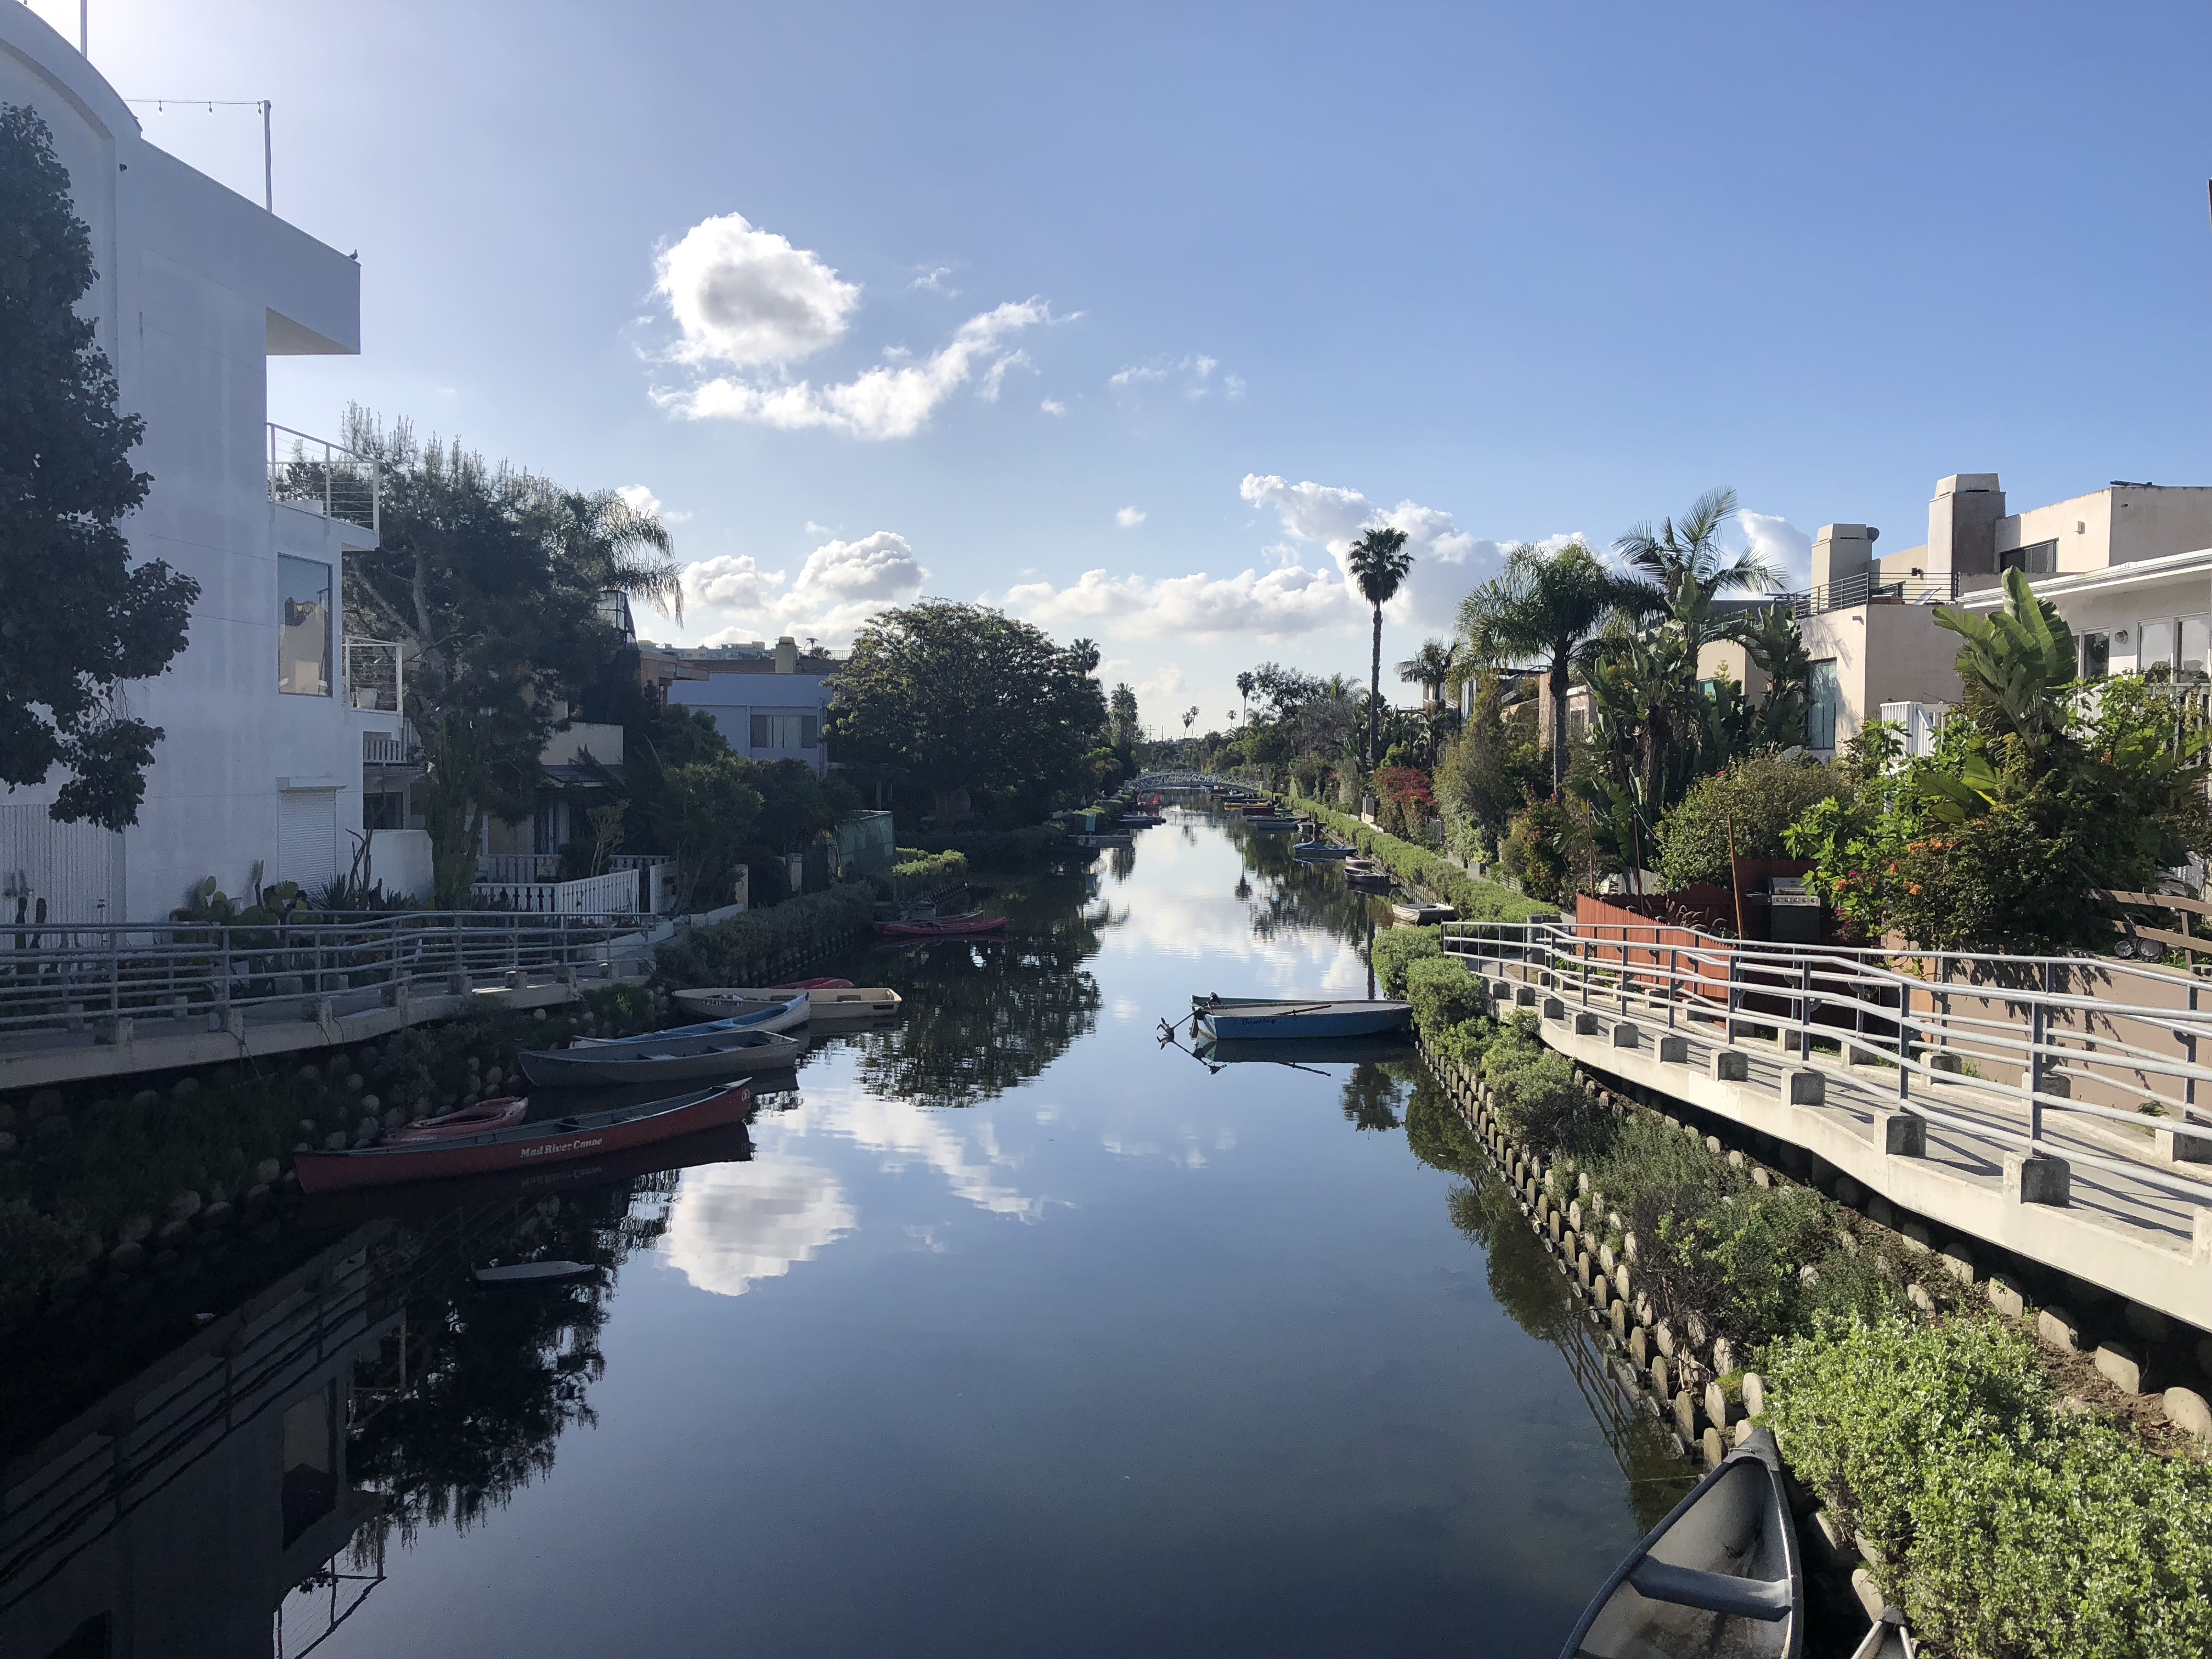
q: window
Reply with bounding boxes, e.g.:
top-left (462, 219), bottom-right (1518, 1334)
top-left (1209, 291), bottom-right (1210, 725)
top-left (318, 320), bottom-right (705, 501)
top-left (749, 712), bottom-right (819, 750)
top-left (2078, 631), bottom-right (2110, 681)
top-left (2184, 616), bottom-right (2209, 678)
top-left (1998, 539), bottom-right (2058, 577)
top-left (2140, 619), bottom-right (2176, 675)
top-left (1807, 659), bottom-right (1841, 751)
top-left (279, 556), bottom-right (332, 696)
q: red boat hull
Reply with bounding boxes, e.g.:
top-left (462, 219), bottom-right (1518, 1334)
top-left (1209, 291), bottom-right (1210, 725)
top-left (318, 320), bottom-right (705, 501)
top-left (293, 1084), bottom-right (753, 1193)
top-left (874, 916), bottom-right (1008, 939)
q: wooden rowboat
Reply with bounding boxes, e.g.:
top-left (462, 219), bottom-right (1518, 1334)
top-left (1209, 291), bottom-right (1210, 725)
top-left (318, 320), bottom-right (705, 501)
top-left (673, 985), bottom-right (903, 1024)
top-left (1190, 995), bottom-right (1413, 1040)
top-left (294, 1083), bottom-right (753, 1194)
top-left (1556, 1425), bottom-right (1802, 1659)
top-left (570, 992), bottom-right (809, 1045)
top-left (520, 1025), bottom-right (805, 1087)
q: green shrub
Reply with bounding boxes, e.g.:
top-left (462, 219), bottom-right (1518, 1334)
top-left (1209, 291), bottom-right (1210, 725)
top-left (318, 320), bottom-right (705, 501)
top-left (1655, 753), bottom-right (1838, 888)
top-left (1292, 797), bottom-right (1547, 922)
top-left (882, 848), bottom-right (967, 901)
top-left (902, 823), bottom-right (1070, 872)
top-left (1766, 1316), bottom-right (2212, 1659)
top-left (652, 883), bottom-right (876, 989)
top-left (1404, 955), bottom-right (1484, 1031)
top-left (1372, 924), bottom-right (1443, 996)
top-left (1482, 1014), bottom-right (1592, 1154)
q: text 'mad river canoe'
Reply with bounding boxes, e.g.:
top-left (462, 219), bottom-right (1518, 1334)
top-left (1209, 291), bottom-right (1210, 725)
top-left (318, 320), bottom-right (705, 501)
top-left (294, 1083), bottom-right (753, 1194)
top-left (1556, 1425), bottom-right (1802, 1659)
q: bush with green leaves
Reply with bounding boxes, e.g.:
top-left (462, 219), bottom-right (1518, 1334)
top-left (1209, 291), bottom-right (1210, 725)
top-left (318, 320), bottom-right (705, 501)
top-left (1372, 924), bottom-right (1442, 996)
top-left (650, 883), bottom-right (876, 989)
top-left (1654, 752), bottom-right (1837, 888)
top-left (1403, 953), bottom-right (1484, 1032)
top-left (1481, 1013), bottom-right (1591, 1153)
top-left (1293, 797), bottom-right (1548, 921)
top-left (901, 823), bottom-right (1072, 872)
top-left (1766, 1316), bottom-right (2212, 1659)
top-left (882, 848), bottom-right (967, 901)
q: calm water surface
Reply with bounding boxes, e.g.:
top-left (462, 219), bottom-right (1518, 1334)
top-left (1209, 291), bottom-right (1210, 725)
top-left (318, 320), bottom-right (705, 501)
top-left (5, 805), bottom-right (1686, 1658)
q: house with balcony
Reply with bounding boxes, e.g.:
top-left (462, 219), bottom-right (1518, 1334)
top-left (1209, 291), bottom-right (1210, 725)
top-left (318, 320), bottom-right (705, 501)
top-left (0, 8), bottom-right (383, 923)
top-left (648, 635), bottom-right (843, 776)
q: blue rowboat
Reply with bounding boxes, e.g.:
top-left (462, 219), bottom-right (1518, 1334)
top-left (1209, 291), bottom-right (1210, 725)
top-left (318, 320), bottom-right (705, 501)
top-left (567, 992), bottom-right (809, 1048)
top-left (1191, 995), bottom-right (1413, 1040)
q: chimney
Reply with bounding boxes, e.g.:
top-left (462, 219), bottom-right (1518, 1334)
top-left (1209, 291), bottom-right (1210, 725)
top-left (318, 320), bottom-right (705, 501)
top-left (773, 635), bottom-right (799, 674)
top-left (1810, 524), bottom-right (1877, 594)
top-left (1927, 474), bottom-right (2005, 582)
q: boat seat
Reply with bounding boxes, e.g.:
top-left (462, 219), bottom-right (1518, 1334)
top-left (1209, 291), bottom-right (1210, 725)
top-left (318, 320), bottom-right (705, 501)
top-left (1627, 1559), bottom-right (1792, 1621)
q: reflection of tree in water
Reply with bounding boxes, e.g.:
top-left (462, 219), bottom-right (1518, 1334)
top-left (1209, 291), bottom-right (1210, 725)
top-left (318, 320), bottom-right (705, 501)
top-left (1108, 843), bottom-right (1137, 882)
top-left (1232, 828), bottom-right (1385, 947)
top-left (1340, 1061), bottom-right (1409, 1132)
top-left (347, 1173), bottom-right (678, 1551)
top-left (853, 885), bottom-right (1108, 1109)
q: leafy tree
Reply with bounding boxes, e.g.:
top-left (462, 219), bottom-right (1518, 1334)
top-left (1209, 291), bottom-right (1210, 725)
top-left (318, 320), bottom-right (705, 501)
top-left (1455, 541), bottom-right (1637, 792)
top-left (539, 487), bottom-right (682, 623)
top-left (1654, 752), bottom-right (1838, 888)
top-left (1235, 669), bottom-right (1255, 719)
top-left (1346, 526), bottom-right (1413, 767)
top-left (1612, 485), bottom-right (1781, 661)
top-left (1739, 604), bottom-right (1813, 749)
top-left (1434, 674), bottom-right (1545, 856)
top-left (0, 105), bottom-right (199, 828)
top-left (827, 601), bottom-right (1106, 825)
top-left (664, 755), bottom-right (764, 910)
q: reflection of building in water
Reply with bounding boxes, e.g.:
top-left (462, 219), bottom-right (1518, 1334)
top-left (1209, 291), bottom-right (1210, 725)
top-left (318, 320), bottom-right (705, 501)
top-left (0, 1229), bottom-right (394, 1659)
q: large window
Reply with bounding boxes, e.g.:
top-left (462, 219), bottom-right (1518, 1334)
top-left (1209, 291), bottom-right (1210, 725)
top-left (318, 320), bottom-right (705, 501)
top-left (1998, 539), bottom-right (2058, 577)
top-left (1807, 659), bottom-right (1841, 751)
top-left (749, 712), bottom-right (820, 750)
top-left (279, 556), bottom-right (332, 696)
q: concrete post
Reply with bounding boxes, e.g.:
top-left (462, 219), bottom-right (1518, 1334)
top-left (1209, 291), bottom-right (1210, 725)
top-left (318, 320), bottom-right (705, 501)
top-left (1658, 1035), bottom-right (1689, 1064)
top-left (1611, 1023), bottom-right (1640, 1050)
top-left (2004, 1152), bottom-right (2070, 1206)
top-left (1876, 1110), bottom-right (1927, 1158)
top-left (1573, 1013), bottom-right (1599, 1035)
top-left (1708, 1049), bottom-right (1748, 1082)
top-left (1781, 1069), bottom-right (1825, 1105)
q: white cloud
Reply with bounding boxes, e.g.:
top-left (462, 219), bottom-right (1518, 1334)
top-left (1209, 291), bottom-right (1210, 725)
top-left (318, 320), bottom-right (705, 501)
top-left (803, 519), bottom-right (837, 537)
top-left (1110, 353), bottom-right (1232, 401)
top-left (1239, 472), bottom-right (1520, 629)
top-left (1739, 510), bottom-right (1813, 588)
top-left (1003, 562), bottom-right (1360, 639)
top-left (1115, 506), bottom-right (1147, 529)
top-left (1040, 398), bottom-right (1068, 416)
top-left (684, 528), bottom-right (924, 644)
top-left (663, 1155), bottom-right (855, 1297)
top-left (909, 264), bottom-right (959, 295)
top-left (616, 483), bottom-right (690, 525)
top-left (659, 298), bottom-right (1055, 439)
top-left (654, 212), bottom-right (860, 370)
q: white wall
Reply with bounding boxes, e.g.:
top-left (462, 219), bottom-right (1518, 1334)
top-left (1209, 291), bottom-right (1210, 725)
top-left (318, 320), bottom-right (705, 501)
top-left (0, 7), bottom-right (366, 920)
top-left (669, 674), bottom-right (832, 774)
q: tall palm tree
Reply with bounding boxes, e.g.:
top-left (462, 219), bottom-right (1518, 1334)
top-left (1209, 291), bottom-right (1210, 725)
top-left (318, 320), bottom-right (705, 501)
top-left (538, 486), bottom-right (684, 623)
top-left (1612, 486), bottom-right (1780, 660)
top-left (1346, 526), bottom-right (1413, 768)
top-left (1455, 541), bottom-right (1638, 792)
top-left (1236, 669), bottom-right (1255, 721)
top-left (1396, 638), bottom-right (1458, 708)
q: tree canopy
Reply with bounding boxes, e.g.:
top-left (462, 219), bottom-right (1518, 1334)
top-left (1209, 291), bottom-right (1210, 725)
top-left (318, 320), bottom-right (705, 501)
top-left (826, 601), bottom-right (1107, 824)
top-left (0, 104), bottom-right (199, 828)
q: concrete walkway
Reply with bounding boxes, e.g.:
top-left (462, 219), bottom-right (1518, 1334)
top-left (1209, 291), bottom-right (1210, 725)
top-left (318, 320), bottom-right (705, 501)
top-left (1470, 960), bottom-right (2212, 1330)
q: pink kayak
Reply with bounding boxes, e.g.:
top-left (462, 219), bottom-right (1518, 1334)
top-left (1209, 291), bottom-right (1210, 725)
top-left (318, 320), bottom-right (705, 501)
top-left (874, 915), bottom-right (1008, 939)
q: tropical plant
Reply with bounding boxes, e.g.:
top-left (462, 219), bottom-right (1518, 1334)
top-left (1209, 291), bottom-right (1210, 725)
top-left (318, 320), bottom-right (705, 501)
top-left (533, 486), bottom-right (682, 623)
top-left (1612, 485), bottom-right (1781, 659)
top-left (1396, 638), bottom-right (1458, 707)
top-left (1455, 541), bottom-right (1638, 791)
top-left (1, 105), bottom-right (199, 830)
top-left (1654, 752), bottom-right (1837, 889)
top-left (1346, 526), bottom-right (1414, 766)
top-left (1109, 682), bottom-right (1139, 748)
top-left (1738, 604), bottom-right (1813, 749)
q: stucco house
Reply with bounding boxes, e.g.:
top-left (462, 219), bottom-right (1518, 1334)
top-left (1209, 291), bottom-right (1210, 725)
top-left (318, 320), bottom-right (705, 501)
top-left (0, 7), bottom-right (385, 924)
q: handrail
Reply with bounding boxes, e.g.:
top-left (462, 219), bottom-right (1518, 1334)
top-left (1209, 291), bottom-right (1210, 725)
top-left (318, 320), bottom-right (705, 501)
top-left (1443, 916), bottom-right (2212, 1207)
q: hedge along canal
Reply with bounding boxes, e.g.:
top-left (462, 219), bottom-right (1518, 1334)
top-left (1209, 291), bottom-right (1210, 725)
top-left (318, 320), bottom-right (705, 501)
top-left (0, 802), bottom-right (1723, 1658)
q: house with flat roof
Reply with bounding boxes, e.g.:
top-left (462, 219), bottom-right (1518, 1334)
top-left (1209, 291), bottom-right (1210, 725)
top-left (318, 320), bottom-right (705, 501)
top-left (651, 635), bottom-right (843, 777)
top-left (0, 7), bottom-right (385, 922)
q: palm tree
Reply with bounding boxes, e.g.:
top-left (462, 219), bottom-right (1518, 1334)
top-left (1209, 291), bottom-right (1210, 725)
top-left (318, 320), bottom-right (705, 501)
top-left (1346, 526), bottom-right (1414, 767)
top-left (1397, 638), bottom-right (1458, 708)
top-left (1455, 541), bottom-right (1638, 792)
top-left (539, 486), bottom-right (684, 623)
top-left (1612, 486), bottom-right (1780, 661)
top-left (1236, 669), bottom-right (1255, 721)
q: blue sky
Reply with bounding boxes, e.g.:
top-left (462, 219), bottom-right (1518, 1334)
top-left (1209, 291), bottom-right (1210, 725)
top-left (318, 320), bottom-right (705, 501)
top-left (48, 0), bottom-right (2212, 735)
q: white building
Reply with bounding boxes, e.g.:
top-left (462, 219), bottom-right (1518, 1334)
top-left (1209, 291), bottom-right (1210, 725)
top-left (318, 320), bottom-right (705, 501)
top-left (0, 7), bottom-right (388, 924)
top-left (646, 635), bottom-right (841, 776)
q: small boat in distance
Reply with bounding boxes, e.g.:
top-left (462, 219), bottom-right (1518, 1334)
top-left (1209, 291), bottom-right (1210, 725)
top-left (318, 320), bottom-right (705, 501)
top-left (1556, 1425), bottom-right (1802, 1659)
top-left (1343, 858), bottom-right (1391, 891)
top-left (876, 913), bottom-right (1010, 939)
top-left (520, 1025), bottom-right (806, 1087)
top-left (674, 985), bottom-right (904, 1025)
top-left (1291, 841), bottom-right (1357, 860)
top-left (571, 992), bottom-right (809, 1045)
top-left (1191, 995), bottom-right (1413, 1040)
top-left (1194, 1032), bottom-right (1414, 1066)
top-left (295, 1083), bottom-right (753, 1193)
top-left (1390, 900), bottom-right (1458, 924)
top-left (475, 1260), bottom-right (597, 1284)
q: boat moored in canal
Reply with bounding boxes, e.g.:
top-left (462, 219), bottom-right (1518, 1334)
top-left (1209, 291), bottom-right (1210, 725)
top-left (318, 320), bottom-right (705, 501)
top-left (521, 1025), bottom-right (806, 1086)
top-left (294, 1082), bottom-right (754, 1193)
top-left (1556, 1424), bottom-right (1802, 1659)
top-left (1190, 994), bottom-right (1413, 1040)
top-left (1390, 900), bottom-right (1458, 924)
top-left (673, 985), bottom-right (904, 1024)
top-left (1291, 840), bottom-right (1357, 860)
top-left (876, 913), bottom-right (1010, 939)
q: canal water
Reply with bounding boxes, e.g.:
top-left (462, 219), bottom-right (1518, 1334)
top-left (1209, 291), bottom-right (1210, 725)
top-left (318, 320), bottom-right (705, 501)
top-left (2, 804), bottom-right (1686, 1659)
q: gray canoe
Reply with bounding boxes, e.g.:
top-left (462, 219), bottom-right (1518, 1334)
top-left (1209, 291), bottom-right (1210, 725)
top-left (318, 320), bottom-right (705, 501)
top-left (520, 1025), bottom-right (807, 1088)
top-left (1558, 1425), bottom-right (1802, 1658)
top-left (672, 986), bottom-right (904, 1026)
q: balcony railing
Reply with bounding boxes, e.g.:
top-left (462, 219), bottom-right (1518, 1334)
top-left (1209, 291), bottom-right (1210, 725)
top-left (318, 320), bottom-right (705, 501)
top-left (268, 421), bottom-right (379, 534)
top-left (346, 636), bottom-right (402, 713)
top-left (1774, 572), bottom-right (1960, 618)
top-left (362, 729), bottom-right (421, 768)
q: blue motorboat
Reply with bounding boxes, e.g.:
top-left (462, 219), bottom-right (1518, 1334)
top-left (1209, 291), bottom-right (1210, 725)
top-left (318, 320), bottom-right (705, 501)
top-left (1190, 994), bottom-right (1413, 1040)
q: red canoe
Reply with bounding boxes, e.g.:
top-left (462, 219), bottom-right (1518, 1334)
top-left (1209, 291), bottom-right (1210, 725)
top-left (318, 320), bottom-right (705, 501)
top-left (384, 1097), bottom-right (529, 1143)
top-left (292, 1083), bottom-right (753, 1193)
top-left (874, 915), bottom-right (1009, 939)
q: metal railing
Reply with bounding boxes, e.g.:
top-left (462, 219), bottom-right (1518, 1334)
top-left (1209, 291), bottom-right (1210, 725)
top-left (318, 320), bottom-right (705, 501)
top-left (1444, 916), bottom-right (2212, 1206)
top-left (345, 638), bottom-right (402, 714)
top-left (1774, 572), bottom-right (1959, 617)
top-left (0, 911), bottom-right (642, 1037)
top-left (268, 422), bottom-right (379, 534)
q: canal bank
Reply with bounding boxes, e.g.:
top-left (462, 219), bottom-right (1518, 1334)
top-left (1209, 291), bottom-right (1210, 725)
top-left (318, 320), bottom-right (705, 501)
top-left (3, 804), bottom-right (1691, 1658)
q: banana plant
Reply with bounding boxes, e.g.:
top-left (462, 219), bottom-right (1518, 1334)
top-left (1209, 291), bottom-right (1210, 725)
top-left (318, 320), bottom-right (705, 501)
top-left (1934, 568), bottom-right (2076, 751)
